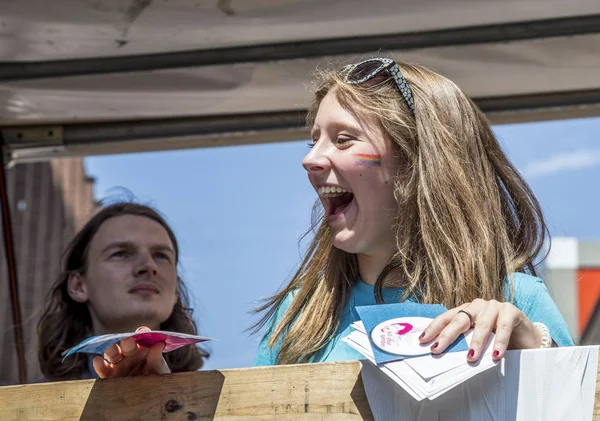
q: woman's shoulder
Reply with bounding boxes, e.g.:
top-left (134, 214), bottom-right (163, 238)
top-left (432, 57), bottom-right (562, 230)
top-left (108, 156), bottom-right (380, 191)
top-left (256, 289), bottom-right (299, 339)
top-left (510, 271), bottom-right (545, 286)
top-left (506, 272), bottom-right (546, 293)
top-left (506, 272), bottom-right (575, 346)
top-left (273, 289), bottom-right (297, 319)
top-left (505, 272), bottom-right (554, 308)
top-left (506, 272), bottom-right (557, 311)
top-left (253, 289), bottom-right (298, 367)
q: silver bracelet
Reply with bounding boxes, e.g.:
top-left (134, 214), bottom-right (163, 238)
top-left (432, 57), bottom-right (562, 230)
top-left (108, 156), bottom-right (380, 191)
top-left (533, 322), bottom-right (552, 348)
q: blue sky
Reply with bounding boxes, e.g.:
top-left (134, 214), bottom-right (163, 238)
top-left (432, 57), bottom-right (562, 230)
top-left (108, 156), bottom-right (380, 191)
top-left (84, 116), bottom-right (600, 370)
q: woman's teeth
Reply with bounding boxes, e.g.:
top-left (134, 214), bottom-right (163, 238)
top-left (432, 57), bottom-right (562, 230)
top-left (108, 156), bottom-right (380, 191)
top-left (318, 186), bottom-right (350, 197)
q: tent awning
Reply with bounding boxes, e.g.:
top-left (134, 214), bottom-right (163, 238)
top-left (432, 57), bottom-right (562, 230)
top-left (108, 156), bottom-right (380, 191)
top-left (1, 0), bottom-right (600, 164)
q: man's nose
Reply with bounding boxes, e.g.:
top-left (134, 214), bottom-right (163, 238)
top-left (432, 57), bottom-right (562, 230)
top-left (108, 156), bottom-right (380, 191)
top-left (134, 251), bottom-right (158, 276)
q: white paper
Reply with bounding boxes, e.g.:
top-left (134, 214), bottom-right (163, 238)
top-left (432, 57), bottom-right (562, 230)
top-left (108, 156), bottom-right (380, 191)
top-left (404, 332), bottom-right (495, 380)
top-left (361, 346), bottom-right (599, 421)
top-left (352, 320), bottom-right (366, 334)
top-left (344, 324), bottom-right (498, 400)
top-left (512, 346), bottom-right (598, 420)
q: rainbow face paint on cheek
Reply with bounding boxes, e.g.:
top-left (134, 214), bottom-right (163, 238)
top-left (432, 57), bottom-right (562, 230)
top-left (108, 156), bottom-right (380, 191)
top-left (353, 153), bottom-right (382, 167)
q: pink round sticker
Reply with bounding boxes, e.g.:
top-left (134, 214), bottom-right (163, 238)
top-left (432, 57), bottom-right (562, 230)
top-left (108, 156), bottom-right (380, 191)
top-left (370, 317), bottom-right (434, 356)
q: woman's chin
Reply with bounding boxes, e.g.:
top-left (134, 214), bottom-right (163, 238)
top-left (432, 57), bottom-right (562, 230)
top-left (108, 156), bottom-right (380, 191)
top-left (331, 232), bottom-right (360, 254)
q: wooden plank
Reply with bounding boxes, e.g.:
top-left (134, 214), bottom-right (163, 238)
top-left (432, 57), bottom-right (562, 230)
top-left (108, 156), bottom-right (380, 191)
top-left (0, 361), bottom-right (374, 421)
top-left (595, 355), bottom-right (600, 421)
top-left (2, 354), bottom-right (600, 420)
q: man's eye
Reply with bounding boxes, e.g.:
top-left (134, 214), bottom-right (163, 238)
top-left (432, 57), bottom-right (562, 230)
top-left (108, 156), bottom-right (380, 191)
top-left (154, 252), bottom-right (170, 261)
top-left (110, 250), bottom-right (129, 258)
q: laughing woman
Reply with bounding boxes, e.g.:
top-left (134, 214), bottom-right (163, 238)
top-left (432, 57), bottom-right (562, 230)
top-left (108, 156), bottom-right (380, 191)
top-left (252, 57), bottom-right (573, 366)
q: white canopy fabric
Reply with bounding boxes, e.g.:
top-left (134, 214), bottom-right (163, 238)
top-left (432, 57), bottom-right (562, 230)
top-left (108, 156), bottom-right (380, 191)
top-left (1, 0), bottom-right (599, 163)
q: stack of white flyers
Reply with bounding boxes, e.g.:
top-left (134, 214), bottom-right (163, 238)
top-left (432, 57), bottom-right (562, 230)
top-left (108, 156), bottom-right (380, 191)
top-left (342, 303), bottom-right (498, 401)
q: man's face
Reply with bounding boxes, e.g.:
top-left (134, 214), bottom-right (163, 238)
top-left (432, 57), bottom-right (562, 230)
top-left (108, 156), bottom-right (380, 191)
top-left (68, 215), bottom-right (178, 334)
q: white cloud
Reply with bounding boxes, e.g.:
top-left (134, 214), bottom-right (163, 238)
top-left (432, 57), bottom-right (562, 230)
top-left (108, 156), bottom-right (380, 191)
top-left (522, 149), bottom-right (600, 179)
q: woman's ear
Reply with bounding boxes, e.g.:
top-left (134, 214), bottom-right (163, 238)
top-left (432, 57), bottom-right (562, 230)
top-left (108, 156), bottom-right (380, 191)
top-left (67, 272), bottom-right (89, 303)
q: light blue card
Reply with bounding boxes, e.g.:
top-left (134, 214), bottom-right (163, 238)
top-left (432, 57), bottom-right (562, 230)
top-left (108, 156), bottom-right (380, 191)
top-left (61, 331), bottom-right (213, 362)
top-left (356, 303), bottom-right (469, 364)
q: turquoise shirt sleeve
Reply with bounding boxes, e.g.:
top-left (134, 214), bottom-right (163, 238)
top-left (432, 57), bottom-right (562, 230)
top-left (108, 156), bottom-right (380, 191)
top-left (253, 331), bottom-right (278, 367)
top-left (509, 273), bottom-right (575, 347)
top-left (254, 273), bottom-right (573, 366)
top-left (253, 291), bottom-right (295, 367)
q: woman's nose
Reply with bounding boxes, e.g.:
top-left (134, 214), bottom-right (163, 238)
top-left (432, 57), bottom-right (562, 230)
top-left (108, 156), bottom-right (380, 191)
top-left (302, 144), bottom-right (331, 173)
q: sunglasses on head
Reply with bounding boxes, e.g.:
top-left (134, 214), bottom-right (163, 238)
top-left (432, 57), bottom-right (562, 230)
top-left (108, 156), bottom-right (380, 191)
top-left (342, 58), bottom-right (415, 115)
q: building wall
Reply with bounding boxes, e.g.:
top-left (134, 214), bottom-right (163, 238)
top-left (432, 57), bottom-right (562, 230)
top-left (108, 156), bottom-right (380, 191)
top-left (577, 268), bottom-right (600, 335)
top-left (0, 158), bottom-right (96, 384)
top-left (542, 237), bottom-right (600, 345)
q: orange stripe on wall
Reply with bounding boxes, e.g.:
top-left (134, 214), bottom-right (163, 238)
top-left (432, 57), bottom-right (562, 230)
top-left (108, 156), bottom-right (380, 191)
top-left (577, 268), bottom-right (600, 334)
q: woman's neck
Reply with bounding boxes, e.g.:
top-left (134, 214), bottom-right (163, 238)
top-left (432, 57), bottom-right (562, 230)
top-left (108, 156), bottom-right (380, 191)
top-left (357, 251), bottom-right (396, 286)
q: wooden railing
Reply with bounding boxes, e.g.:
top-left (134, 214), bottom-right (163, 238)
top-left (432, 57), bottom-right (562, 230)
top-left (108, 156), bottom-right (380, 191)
top-left (1, 359), bottom-right (600, 420)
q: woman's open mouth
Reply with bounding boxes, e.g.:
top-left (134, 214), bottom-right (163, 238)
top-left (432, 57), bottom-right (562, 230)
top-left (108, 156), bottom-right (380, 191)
top-left (317, 186), bottom-right (355, 217)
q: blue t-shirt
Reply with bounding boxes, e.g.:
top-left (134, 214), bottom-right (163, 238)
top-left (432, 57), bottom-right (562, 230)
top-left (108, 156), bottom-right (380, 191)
top-left (253, 272), bottom-right (574, 366)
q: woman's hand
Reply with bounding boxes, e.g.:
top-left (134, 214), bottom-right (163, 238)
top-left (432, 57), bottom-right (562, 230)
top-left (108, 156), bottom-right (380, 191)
top-left (93, 326), bottom-right (171, 378)
top-left (419, 299), bottom-right (543, 362)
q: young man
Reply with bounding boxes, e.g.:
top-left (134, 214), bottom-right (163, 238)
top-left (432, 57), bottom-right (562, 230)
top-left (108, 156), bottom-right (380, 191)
top-left (37, 202), bottom-right (208, 381)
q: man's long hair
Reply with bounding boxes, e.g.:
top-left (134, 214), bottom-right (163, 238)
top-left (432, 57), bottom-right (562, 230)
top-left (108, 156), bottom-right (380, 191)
top-left (38, 202), bottom-right (208, 381)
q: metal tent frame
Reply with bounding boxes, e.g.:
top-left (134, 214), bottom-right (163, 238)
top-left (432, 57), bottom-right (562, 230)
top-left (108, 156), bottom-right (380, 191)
top-left (2, 0), bottom-right (600, 383)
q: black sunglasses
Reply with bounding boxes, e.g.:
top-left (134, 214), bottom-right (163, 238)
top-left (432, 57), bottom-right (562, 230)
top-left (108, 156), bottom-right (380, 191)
top-left (343, 58), bottom-right (415, 115)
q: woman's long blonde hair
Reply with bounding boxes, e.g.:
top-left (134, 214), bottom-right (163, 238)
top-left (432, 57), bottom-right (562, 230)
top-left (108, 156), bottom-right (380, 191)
top-left (253, 57), bottom-right (548, 365)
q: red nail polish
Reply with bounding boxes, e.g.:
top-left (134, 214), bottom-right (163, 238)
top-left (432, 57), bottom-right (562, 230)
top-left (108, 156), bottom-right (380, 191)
top-left (493, 350), bottom-right (500, 358)
top-left (431, 342), bottom-right (438, 349)
top-left (419, 332), bottom-right (425, 340)
top-left (467, 349), bottom-right (475, 358)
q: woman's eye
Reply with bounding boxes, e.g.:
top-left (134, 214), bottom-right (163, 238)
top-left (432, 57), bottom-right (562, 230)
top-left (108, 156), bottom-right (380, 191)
top-left (334, 136), bottom-right (353, 145)
top-left (307, 135), bottom-right (353, 148)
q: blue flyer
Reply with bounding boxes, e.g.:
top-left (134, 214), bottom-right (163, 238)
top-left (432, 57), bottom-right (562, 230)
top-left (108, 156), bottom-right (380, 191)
top-left (356, 303), bottom-right (469, 364)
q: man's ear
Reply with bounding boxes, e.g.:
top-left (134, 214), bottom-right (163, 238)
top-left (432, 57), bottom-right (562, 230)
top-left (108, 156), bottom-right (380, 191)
top-left (67, 272), bottom-right (89, 303)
